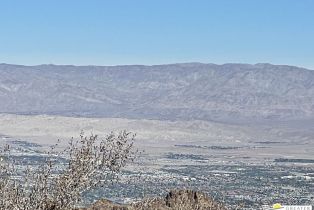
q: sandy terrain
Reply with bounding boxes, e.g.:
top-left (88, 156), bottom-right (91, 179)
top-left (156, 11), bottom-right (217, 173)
top-left (0, 114), bottom-right (313, 161)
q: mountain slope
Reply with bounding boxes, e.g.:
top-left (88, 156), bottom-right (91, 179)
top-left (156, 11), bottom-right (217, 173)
top-left (0, 63), bottom-right (313, 121)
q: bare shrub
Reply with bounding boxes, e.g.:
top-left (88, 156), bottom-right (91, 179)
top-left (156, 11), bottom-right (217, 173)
top-left (0, 131), bottom-right (137, 210)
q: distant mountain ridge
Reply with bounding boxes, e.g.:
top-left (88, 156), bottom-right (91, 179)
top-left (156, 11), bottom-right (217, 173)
top-left (0, 63), bottom-right (313, 122)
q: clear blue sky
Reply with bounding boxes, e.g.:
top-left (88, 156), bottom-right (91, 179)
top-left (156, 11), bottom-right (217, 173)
top-left (0, 0), bottom-right (313, 69)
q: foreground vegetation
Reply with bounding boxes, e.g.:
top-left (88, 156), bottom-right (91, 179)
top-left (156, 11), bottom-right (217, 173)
top-left (0, 131), bottom-right (136, 210)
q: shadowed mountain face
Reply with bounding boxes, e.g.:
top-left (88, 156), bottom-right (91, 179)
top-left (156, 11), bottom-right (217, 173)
top-left (0, 63), bottom-right (314, 122)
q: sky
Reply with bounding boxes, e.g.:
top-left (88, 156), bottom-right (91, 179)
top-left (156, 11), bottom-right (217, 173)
top-left (0, 0), bottom-right (313, 69)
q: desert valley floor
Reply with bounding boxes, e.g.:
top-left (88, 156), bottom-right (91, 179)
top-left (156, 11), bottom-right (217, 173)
top-left (0, 114), bottom-right (313, 208)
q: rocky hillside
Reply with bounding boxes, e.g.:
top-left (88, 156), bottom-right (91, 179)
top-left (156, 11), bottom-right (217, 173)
top-left (1, 63), bottom-right (314, 121)
top-left (79, 190), bottom-right (227, 210)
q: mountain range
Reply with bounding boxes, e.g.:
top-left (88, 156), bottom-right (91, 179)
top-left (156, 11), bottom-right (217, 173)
top-left (1, 63), bottom-right (313, 122)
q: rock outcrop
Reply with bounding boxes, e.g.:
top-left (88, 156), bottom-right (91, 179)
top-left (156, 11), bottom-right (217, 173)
top-left (81, 189), bottom-right (227, 210)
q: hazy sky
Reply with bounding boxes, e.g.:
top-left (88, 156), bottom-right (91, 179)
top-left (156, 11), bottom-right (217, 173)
top-left (0, 0), bottom-right (313, 69)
